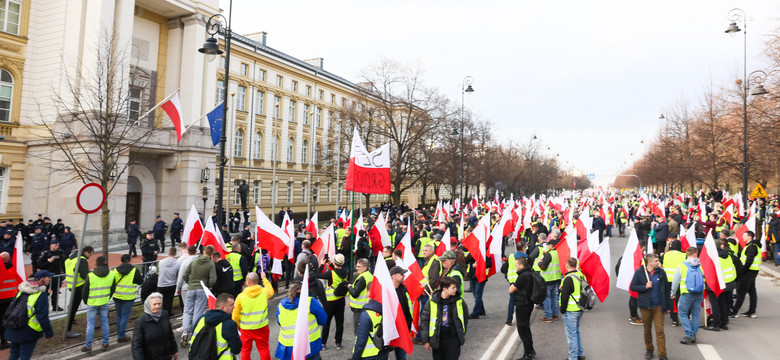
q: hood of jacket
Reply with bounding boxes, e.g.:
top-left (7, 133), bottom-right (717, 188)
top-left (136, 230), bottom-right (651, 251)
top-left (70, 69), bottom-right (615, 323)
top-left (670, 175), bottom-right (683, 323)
top-left (241, 284), bottom-right (268, 298)
top-left (280, 296), bottom-right (302, 310)
top-left (92, 264), bottom-right (111, 277)
top-left (332, 267), bottom-right (349, 279)
top-left (718, 247), bottom-right (730, 259)
top-left (18, 281), bottom-right (46, 295)
top-left (68, 250), bottom-right (79, 260)
top-left (363, 299), bottom-right (382, 314)
top-left (115, 263), bottom-right (136, 276)
top-left (203, 309), bottom-right (231, 326)
top-left (194, 254), bottom-right (212, 265)
top-left (684, 257), bottom-right (701, 267)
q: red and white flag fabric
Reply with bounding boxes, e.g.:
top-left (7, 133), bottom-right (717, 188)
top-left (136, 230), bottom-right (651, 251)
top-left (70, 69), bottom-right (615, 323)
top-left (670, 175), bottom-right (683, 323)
top-left (344, 210), bottom-right (353, 230)
top-left (616, 228), bottom-right (644, 292)
top-left (462, 215), bottom-right (490, 282)
top-left (396, 219), bottom-right (424, 301)
top-left (292, 266), bottom-right (312, 360)
top-left (256, 207), bottom-right (290, 261)
top-left (305, 212), bottom-right (319, 240)
top-left (680, 224), bottom-right (695, 251)
top-left (555, 228), bottom-right (578, 274)
top-left (733, 212), bottom-right (756, 248)
top-left (488, 208), bottom-right (514, 277)
top-left (282, 212), bottom-right (295, 262)
top-left (699, 231), bottom-right (726, 297)
top-left (201, 281), bottom-right (217, 310)
top-left (369, 256), bottom-right (414, 355)
top-left (435, 227), bottom-right (451, 257)
top-left (579, 237), bottom-right (611, 302)
top-left (367, 212), bottom-right (391, 256)
top-left (344, 127), bottom-right (391, 194)
top-left (200, 218), bottom-right (228, 258)
top-left (311, 223), bottom-right (336, 265)
top-left (183, 204), bottom-right (204, 247)
top-left (337, 210), bottom-right (348, 228)
top-left (160, 91), bottom-right (185, 141)
top-left (722, 204), bottom-right (734, 229)
top-left (12, 232), bottom-right (26, 282)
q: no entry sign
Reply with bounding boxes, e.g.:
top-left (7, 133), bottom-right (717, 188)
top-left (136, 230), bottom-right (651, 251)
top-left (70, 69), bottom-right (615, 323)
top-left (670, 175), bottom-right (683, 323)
top-left (76, 183), bottom-right (105, 214)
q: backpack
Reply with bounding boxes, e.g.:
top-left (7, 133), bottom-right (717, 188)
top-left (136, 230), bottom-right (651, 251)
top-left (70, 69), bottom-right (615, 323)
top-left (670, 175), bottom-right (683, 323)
top-left (188, 322), bottom-right (228, 360)
top-left (684, 263), bottom-right (704, 293)
top-left (575, 275), bottom-right (597, 311)
top-left (2, 293), bottom-right (30, 330)
top-left (529, 270), bottom-right (547, 305)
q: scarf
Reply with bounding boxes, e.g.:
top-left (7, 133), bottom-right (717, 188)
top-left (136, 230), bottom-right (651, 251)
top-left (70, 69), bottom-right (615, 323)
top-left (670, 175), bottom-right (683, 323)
top-left (144, 295), bottom-right (162, 322)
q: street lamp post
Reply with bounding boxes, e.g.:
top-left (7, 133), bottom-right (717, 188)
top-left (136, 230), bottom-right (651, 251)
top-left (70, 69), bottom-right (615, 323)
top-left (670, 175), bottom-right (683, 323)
top-left (201, 186), bottom-right (209, 218)
top-left (457, 76), bottom-right (474, 199)
top-left (725, 8), bottom-right (770, 206)
top-left (199, 0), bottom-right (233, 227)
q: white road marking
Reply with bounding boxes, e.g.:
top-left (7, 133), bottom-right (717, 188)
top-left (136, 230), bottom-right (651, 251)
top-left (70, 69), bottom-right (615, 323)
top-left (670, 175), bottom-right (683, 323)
top-left (479, 322), bottom-right (514, 360)
top-left (497, 331), bottom-right (519, 360)
top-left (697, 344), bottom-right (722, 360)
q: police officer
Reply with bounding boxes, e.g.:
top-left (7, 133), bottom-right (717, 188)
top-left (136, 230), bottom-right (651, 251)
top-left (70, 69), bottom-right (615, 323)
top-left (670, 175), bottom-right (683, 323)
top-left (141, 230), bottom-right (160, 275)
top-left (59, 226), bottom-right (76, 256)
top-left (52, 219), bottom-right (65, 242)
top-left (126, 219), bottom-right (141, 257)
top-left (153, 215), bottom-right (168, 252)
top-left (28, 226), bottom-right (48, 274)
top-left (170, 212), bottom-right (183, 248)
top-left (36, 239), bottom-right (65, 311)
top-left (0, 230), bottom-right (13, 254)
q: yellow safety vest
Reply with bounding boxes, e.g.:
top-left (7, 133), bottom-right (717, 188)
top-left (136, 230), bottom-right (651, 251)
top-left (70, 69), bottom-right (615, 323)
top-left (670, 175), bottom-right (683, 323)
top-left (728, 241), bottom-right (739, 256)
top-left (740, 243), bottom-right (762, 271)
top-left (236, 289), bottom-right (269, 329)
top-left (420, 256), bottom-right (442, 287)
top-left (86, 271), bottom-right (115, 306)
top-left (719, 255), bottom-right (737, 284)
top-left (445, 267), bottom-right (465, 294)
top-left (350, 271), bottom-right (372, 309)
top-left (191, 318), bottom-right (232, 360)
top-left (226, 252), bottom-right (243, 281)
top-left (21, 292), bottom-right (43, 332)
top-left (277, 301), bottom-right (320, 346)
top-left (662, 251), bottom-right (686, 283)
top-left (677, 262), bottom-right (704, 295)
top-left (335, 228), bottom-right (346, 249)
top-left (533, 248), bottom-right (561, 282)
top-left (354, 309), bottom-right (382, 358)
top-left (325, 270), bottom-right (346, 301)
top-left (428, 298), bottom-right (466, 337)
top-left (562, 271), bottom-right (583, 312)
top-left (417, 237), bottom-right (432, 257)
top-left (113, 268), bottom-right (138, 300)
top-left (507, 253), bottom-right (519, 283)
top-left (64, 256), bottom-right (86, 289)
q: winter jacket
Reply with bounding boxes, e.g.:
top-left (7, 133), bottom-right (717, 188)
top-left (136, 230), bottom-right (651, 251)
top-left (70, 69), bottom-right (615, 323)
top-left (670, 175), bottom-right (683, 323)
top-left (351, 300), bottom-right (387, 360)
top-left (83, 264), bottom-right (115, 302)
top-left (717, 248), bottom-right (742, 291)
top-left (131, 310), bottom-right (177, 360)
top-left (115, 263), bottom-right (144, 286)
top-left (192, 309), bottom-right (242, 356)
top-left (231, 281), bottom-right (275, 327)
top-left (183, 255), bottom-right (217, 290)
top-left (630, 265), bottom-right (673, 311)
top-left (419, 289), bottom-right (468, 350)
top-left (653, 221), bottom-right (670, 243)
top-left (511, 267), bottom-right (535, 307)
top-left (274, 296), bottom-right (327, 360)
top-left (212, 259), bottom-right (235, 295)
top-left (175, 254), bottom-right (196, 292)
top-left (3, 281), bottom-right (54, 342)
top-left (156, 257), bottom-right (180, 288)
top-left (36, 248), bottom-right (65, 274)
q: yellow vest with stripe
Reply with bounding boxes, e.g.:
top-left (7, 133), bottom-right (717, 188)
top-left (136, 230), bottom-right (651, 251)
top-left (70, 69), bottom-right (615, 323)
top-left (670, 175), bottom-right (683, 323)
top-left (64, 256), bottom-right (86, 289)
top-left (507, 253), bottom-right (519, 283)
top-left (417, 237), bottom-right (432, 257)
top-left (421, 256), bottom-right (442, 287)
top-left (662, 251), bottom-right (686, 283)
top-left (226, 252), bottom-right (244, 281)
top-left (325, 270), bottom-right (346, 301)
top-left (562, 271), bottom-right (583, 312)
top-left (740, 243), bottom-right (761, 271)
top-left (533, 248), bottom-right (561, 282)
top-left (335, 228), bottom-right (346, 249)
top-left (113, 268), bottom-right (138, 300)
top-left (428, 297), bottom-right (466, 337)
top-left (277, 300), bottom-right (320, 346)
top-left (86, 271), bottom-right (115, 306)
top-left (350, 271), bottom-right (372, 309)
top-left (21, 291), bottom-right (43, 332)
top-left (236, 288), bottom-right (269, 329)
top-left (190, 318), bottom-right (232, 360)
top-left (445, 267), bottom-right (465, 294)
top-left (354, 309), bottom-right (382, 357)
top-left (728, 241), bottom-right (739, 256)
top-left (676, 261), bottom-right (704, 294)
top-left (719, 255), bottom-right (737, 284)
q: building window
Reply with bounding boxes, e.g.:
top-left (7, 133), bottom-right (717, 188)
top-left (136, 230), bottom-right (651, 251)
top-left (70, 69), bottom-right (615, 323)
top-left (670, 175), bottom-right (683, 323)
top-left (271, 136), bottom-right (278, 161)
top-left (240, 63), bottom-right (248, 76)
top-left (276, 75), bottom-right (283, 87)
top-left (234, 129), bottom-right (244, 157)
top-left (216, 80), bottom-right (225, 105)
top-left (301, 140), bottom-right (308, 164)
top-left (286, 182), bottom-right (293, 203)
top-left (291, 80), bottom-right (298, 92)
top-left (327, 186), bottom-right (332, 202)
top-left (341, 98), bottom-right (347, 107)
top-left (236, 85), bottom-right (246, 111)
top-left (315, 107), bottom-right (322, 128)
top-left (254, 132), bottom-right (262, 159)
top-left (327, 111), bottom-right (333, 130)
top-left (288, 100), bottom-right (296, 122)
top-left (303, 104), bottom-right (309, 125)
top-left (330, 94), bottom-right (336, 103)
top-left (325, 145), bottom-right (333, 166)
top-left (258, 68), bottom-right (266, 81)
top-left (338, 188), bottom-right (342, 202)
top-left (301, 183), bottom-right (307, 203)
top-left (315, 185), bottom-right (320, 203)
top-left (0, 0), bottom-right (21, 35)
top-left (233, 179), bottom-right (241, 206)
top-left (318, 89), bottom-right (324, 100)
top-left (305, 85), bottom-right (311, 96)
top-left (0, 69), bottom-right (12, 123)
top-left (255, 91), bottom-right (264, 115)
top-left (273, 96), bottom-right (281, 118)
top-left (0, 167), bottom-right (5, 212)
top-left (219, 57), bottom-right (226, 69)
top-left (253, 180), bottom-right (261, 204)
top-left (314, 142), bottom-right (321, 165)
top-left (287, 137), bottom-right (295, 162)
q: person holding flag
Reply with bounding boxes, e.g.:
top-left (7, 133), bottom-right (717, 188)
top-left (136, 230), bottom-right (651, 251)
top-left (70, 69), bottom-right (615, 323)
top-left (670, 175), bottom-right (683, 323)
top-left (508, 256), bottom-right (536, 360)
top-left (188, 293), bottom-right (242, 359)
top-left (348, 258), bottom-right (373, 335)
top-left (629, 253), bottom-right (672, 360)
top-left (420, 276), bottom-right (469, 360)
top-left (232, 272), bottom-right (275, 360)
top-left (389, 266), bottom-right (414, 360)
top-left (275, 274), bottom-right (327, 360)
top-left (314, 253), bottom-right (349, 351)
top-left (732, 230), bottom-right (761, 318)
top-left (712, 238), bottom-right (741, 330)
top-left (351, 298), bottom-right (390, 360)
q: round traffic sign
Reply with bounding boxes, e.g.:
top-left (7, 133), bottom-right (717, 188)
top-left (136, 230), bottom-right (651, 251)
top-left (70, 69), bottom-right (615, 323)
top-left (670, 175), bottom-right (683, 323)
top-left (76, 183), bottom-right (106, 214)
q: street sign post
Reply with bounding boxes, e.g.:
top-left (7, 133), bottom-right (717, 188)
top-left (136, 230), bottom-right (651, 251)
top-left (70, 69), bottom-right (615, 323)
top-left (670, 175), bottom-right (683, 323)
top-left (750, 183), bottom-right (768, 198)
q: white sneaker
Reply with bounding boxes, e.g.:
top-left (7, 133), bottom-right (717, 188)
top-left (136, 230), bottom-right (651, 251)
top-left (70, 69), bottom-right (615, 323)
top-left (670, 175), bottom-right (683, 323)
top-left (176, 327), bottom-right (183, 332)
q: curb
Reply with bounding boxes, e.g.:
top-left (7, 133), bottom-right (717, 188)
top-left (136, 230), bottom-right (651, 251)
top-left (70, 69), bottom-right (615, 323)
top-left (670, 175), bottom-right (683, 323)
top-left (760, 263), bottom-right (780, 279)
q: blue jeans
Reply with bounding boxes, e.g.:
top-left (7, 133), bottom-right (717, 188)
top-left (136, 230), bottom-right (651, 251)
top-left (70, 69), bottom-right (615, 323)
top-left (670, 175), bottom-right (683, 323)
top-left (470, 278), bottom-right (487, 315)
top-left (114, 299), bottom-right (134, 338)
top-left (563, 311), bottom-right (584, 360)
top-left (85, 303), bottom-right (109, 348)
top-left (183, 289), bottom-right (208, 333)
top-left (507, 292), bottom-right (516, 323)
top-left (393, 348), bottom-right (407, 360)
top-left (678, 292), bottom-right (702, 338)
top-left (543, 283), bottom-right (560, 319)
top-left (9, 341), bottom-right (38, 360)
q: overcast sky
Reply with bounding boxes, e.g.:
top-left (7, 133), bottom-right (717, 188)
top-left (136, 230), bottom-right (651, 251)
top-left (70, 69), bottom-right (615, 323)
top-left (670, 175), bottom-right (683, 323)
top-left (222, 0), bottom-right (780, 187)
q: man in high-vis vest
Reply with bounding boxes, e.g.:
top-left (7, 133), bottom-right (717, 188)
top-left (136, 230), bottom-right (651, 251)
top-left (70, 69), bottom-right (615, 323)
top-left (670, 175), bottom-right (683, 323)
top-left (232, 272), bottom-right (274, 360)
top-left (390, 266), bottom-right (413, 360)
top-left (534, 231), bottom-right (561, 323)
top-left (671, 247), bottom-right (703, 345)
top-left (503, 242), bottom-right (528, 326)
top-left (81, 256), bottom-right (115, 352)
top-left (420, 276), bottom-right (468, 360)
top-left (275, 280), bottom-right (327, 360)
top-left (347, 258), bottom-right (373, 335)
top-left (559, 257), bottom-right (585, 360)
top-left (190, 293), bottom-right (242, 359)
top-left (733, 230), bottom-right (760, 318)
top-left (113, 254), bottom-right (143, 342)
top-left (226, 242), bottom-right (249, 297)
top-left (351, 299), bottom-right (388, 360)
top-left (661, 240), bottom-right (686, 327)
top-left (703, 239), bottom-right (743, 332)
top-left (64, 245), bottom-right (93, 338)
top-left (4, 270), bottom-right (54, 360)
top-left (314, 253), bottom-right (349, 350)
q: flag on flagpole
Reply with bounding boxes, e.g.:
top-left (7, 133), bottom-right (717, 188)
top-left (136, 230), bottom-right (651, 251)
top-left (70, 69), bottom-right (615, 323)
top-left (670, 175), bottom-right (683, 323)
top-left (183, 204), bottom-right (204, 246)
top-left (12, 232), bottom-right (25, 282)
top-left (207, 103), bottom-right (224, 147)
top-left (201, 281), bottom-right (217, 309)
top-left (160, 92), bottom-right (185, 141)
top-left (292, 266), bottom-right (312, 360)
top-left (256, 206), bottom-right (291, 261)
top-left (617, 229), bottom-right (644, 291)
top-left (305, 212), bottom-right (319, 240)
top-left (200, 218), bottom-right (228, 257)
top-left (580, 237), bottom-right (611, 302)
top-left (344, 127), bottom-right (391, 194)
top-left (369, 256), bottom-right (414, 355)
top-left (699, 231), bottom-right (726, 297)
top-left (396, 219), bottom-right (424, 301)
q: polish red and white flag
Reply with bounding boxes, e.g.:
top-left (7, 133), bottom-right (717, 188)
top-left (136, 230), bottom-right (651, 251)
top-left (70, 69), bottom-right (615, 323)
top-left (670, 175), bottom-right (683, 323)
top-left (11, 232), bottom-right (26, 282)
top-left (367, 212), bottom-right (391, 256)
top-left (282, 212), bottom-right (295, 262)
top-left (183, 204), bottom-right (204, 247)
top-left (462, 215), bottom-right (490, 282)
top-left (345, 127), bottom-right (391, 194)
top-left (337, 210), bottom-right (348, 228)
top-left (680, 224), bottom-right (695, 251)
top-left (369, 255), bottom-right (414, 355)
top-left (200, 218), bottom-right (228, 258)
top-left (305, 212), bottom-right (319, 240)
top-left (580, 237), bottom-right (611, 302)
top-left (435, 227), bottom-right (451, 257)
top-left (616, 228), bottom-right (644, 293)
top-left (201, 281), bottom-right (217, 310)
top-left (292, 266), bottom-right (312, 360)
top-left (395, 219), bottom-right (424, 301)
top-left (699, 231), bottom-right (726, 297)
top-left (312, 223), bottom-right (336, 265)
top-left (255, 207), bottom-right (291, 262)
top-left (160, 91), bottom-right (185, 141)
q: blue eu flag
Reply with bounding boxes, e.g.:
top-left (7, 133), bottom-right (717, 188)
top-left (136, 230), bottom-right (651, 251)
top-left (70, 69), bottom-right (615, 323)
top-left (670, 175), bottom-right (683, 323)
top-left (207, 103), bottom-right (224, 147)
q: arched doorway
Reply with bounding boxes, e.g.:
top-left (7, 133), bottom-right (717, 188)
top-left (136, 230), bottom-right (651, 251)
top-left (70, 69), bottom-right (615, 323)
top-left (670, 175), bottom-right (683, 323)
top-left (125, 176), bottom-right (142, 228)
top-left (126, 164), bottom-right (156, 229)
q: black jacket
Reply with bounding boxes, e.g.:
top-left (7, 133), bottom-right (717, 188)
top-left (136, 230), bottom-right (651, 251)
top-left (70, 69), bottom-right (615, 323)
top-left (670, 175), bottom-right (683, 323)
top-left (131, 311), bottom-right (177, 360)
top-left (629, 266), bottom-right (673, 312)
top-left (511, 267), bottom-right (534, 307)
top-left (213, 259), bottom-right (235, 295)
top-left (83, 265), bottom-right (116, 301)
top-left (141, 238), bottom-right (160, 259)
top-left (37, 248), bottom-right (65, 274)
top-left (419, 289), bottom-right (468, 349)
top-left (170, 218), bottom-right (183, 233)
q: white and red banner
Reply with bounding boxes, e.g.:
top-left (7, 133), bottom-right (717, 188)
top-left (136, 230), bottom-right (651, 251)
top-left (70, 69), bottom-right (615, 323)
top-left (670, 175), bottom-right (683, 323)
top-left (699, 231), bottom-right (726, 297)
top-left (201, 281), bottom-right (217, 310)
top-left (369, 255), bottom-right (414, 355)
top-left (183, 204), bottom-right (204, 247)
top-left (367, 212), bottom-right (391, 255)
top-left (200, 218), bottom-right (228, 258)
top-left (311, 223), bottom-right (336, 265)
top-left (616, 228), bottom-right (644, 293)
top-left (160, 91), bottom-right (185, 141)
top-left (305, 212), bottom-right (319, 240)
top-left (12, 232), bottom-right (25, 282)
top-left (344, 127), bottom-right (391, 194)
top-left (579, 237), bottom-right (611, 302)
top-left (256, 207), bottom-right (291, 261)
top-left (292, 266), bottom-right (312, 360)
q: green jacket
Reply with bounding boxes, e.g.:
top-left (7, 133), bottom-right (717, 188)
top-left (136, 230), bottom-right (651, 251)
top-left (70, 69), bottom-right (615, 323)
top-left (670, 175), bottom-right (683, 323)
top-left (183, 255), bottom-right (217, 290)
